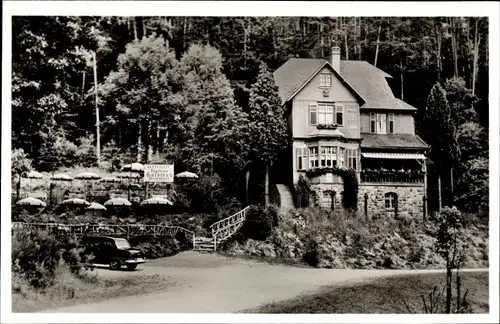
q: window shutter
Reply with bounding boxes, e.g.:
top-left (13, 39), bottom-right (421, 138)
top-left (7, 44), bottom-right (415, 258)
top-left (304, 148), bottom-right (309, 170)
top-left (370, 112), bottom-right (376, 133)
top-left (296, 148), bottom-right (301, 170)
top-left (335, 104), bottom-right (343, 126)
top-left (309, 104), bottom-right (317, 125)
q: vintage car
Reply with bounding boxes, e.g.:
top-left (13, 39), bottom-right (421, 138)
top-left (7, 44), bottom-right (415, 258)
top-left (81, 235), bottom-right (146, 270)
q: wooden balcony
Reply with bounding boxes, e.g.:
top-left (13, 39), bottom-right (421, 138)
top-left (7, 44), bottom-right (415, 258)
top-left (360, 170), bottom-right (425, 184)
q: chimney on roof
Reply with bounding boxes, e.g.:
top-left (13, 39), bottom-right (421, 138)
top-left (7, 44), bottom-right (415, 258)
top-left (331, 46), bottom-right (341, 72)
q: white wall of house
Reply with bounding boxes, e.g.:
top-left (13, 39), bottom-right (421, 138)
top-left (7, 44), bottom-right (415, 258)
top-left (291, 66), bottom-right (361, 139)
top-left (360, 112), bottom-right (415, 134)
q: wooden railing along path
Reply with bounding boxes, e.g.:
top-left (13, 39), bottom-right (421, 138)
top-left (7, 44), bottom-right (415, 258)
top-left (13, 206), bottom-right (251, 253)
top-left (12, 222), bottom-right (196, 247)
top-left (209, 206), bottom-right (250, 252)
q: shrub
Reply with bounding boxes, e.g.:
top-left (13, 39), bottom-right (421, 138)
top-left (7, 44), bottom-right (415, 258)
top-left (295, 175), bottom-right (311, 208)
top-left (76, 136), bottom-right (98, 167)
top-left (177, 174), bottom-right (226, 213)
top-left (12, 148), bottom-right (32, 179)
top-left (12, 229), bottom-right (90, 288)
top-left (12, 229), bottom-right (62, 288)
top-left (128, 235), bottom-right (189, 259)
top-left (339, 168), bottom-right (359, 211)
top-left (239, 205), bottom-right (277, 241)
top-left (53, 137), bottom-right (78, 167)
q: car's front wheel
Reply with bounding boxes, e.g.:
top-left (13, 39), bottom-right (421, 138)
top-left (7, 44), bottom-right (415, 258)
top-left (126, 264), bottom-right (137, 271)
top-left (110, 259), bottom-right (121, 270)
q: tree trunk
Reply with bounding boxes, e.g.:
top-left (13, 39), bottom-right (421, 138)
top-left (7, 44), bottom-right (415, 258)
top-left (400, 63), bottom-right (404, 100)
top-left (446, 264), bottom-right (452, 313)
top-left (374, 23), bottom-right (382, 67)
top-left (450, 17), bottom-right (459, 78)
top-left (156, 124), bottom-right (160, 159)
top-left (436, 24), bottom-right (442, 81)
top-left (264, 164), bottom-right (270, 206)
top-left (245, 170), bottom-right (250, 205)
top-left (450, 167), bottom-right (454, 199)
top-left (183, 17), bottom-right (187, 51)
top-left (142, 17), bottom-right (147, 39)
top-left (80, 71), bottom-right (86, 105)
top-left (133, 17), bottom-right (138, 40)
top-left (137, 122), bottom-right (142, 162)
top-left (344, 29), bottom-right (349, 60)
top-left (16, 173), bottom-right (21, 202)
top-left (437, 173), bottom-right (442, 212)
top-left (243, 19), bottom-right (248, 70)
top-left (472, 19), bottom-right (480, 96)
top-left (92, 51), bottom-right (100, 167)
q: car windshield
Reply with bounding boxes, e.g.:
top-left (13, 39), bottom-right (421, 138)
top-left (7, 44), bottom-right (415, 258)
top-left (113, 238), bottom-right (131, 249)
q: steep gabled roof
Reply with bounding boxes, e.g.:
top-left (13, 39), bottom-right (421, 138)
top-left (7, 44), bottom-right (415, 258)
top-left (273, 58), bottom-right (364, 106)
top-left (273, 58), bottom-right (417, 111)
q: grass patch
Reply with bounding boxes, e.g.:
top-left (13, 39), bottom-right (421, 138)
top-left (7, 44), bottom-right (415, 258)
top-left (247, 271), bottom-right (489, 314)
top-left (12, 267), bottom-right (176, 312)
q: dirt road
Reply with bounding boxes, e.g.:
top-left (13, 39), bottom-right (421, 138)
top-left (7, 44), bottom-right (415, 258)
top-left (42, 251), bottom-right (488, 313)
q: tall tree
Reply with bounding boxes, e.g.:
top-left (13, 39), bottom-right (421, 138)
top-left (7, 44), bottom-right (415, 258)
top-left (246, 63), bottom-right (289, 205)
top-left (422, 83), bottom-right (459, 209)
top-left (100, 35), bottom-right (185, 163)
top-left (180, 44), bottom-right (249, 186)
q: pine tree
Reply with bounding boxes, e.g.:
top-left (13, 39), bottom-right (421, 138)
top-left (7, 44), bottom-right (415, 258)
top-left (423, 83), bottom-right (459, 209)
top-left (247, 63), bottom-right (289, 205)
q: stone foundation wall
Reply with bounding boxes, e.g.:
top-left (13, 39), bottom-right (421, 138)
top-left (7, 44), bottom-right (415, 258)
top-left (310, 183), bottom-right (425, 219)
top-left (358, 184), bottom-right (425, 219)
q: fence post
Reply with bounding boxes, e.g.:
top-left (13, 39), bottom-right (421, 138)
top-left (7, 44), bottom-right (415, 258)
top-left (213, 234), bottom-right (217, 252)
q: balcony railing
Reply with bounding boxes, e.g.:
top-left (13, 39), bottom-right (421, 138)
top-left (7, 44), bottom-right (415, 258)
top-left (361, 170), bottom-right (425, 184)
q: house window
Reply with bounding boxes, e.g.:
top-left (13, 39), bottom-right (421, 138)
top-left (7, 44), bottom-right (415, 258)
top-left (377, 114), bottom-right (387, 134)
top-left (347, 148), bottom-right (358, 170)
top-left (320, 146), bottom-right (337, 167)
top-left (309, 147), bottom-right (319, 168)
top-left (338, 147), bottom-right (345, 167)
top-left (388, 113), bottom-right (395, 134)
top-left (296, 147), bottom-right (308, 170)
top-left (318, 104), bottom-right (335, 124)
top-left (335, 105), bottom-right (343, 126)
top-left (370, 113), bottom-right (376, 133)
top-left (385, 192), bottom-right (397, 209)
top-left (309, 105), bottom-right (317, 125)
top-left (320, 73), bottom-right (332, 87)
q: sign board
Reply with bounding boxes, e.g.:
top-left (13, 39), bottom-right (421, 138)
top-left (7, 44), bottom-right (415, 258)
top-left (144, 164), bottom-right (174, 183)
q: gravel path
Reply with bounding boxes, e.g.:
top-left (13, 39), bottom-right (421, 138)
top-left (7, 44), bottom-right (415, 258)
top-left (42, 251), bottom-right (488, 313)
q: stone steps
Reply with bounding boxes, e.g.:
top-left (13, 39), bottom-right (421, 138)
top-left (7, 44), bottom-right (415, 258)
top-left (276, 184), bottom-right (294, 209)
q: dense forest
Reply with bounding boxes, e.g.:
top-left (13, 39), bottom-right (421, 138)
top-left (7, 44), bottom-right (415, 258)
top-left (12, 16), bottom-right (489, 214)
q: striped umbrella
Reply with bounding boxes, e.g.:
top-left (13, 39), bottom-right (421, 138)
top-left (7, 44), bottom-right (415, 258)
top-left (104, 197), bottom-right (132, 206)
top-left (16, 197), bottom-right (46, 207)
top-left (121, 163), bottom-right (144, 173)
top-left (24, 171), bottom-right (44, 179)
top-left (100, 176), bottom-right (121, 183)
top-left (74, 172), bottom-right (101, 180)
top-left (140, 197), bottom-right (173, 206)
top-left (52, 174), bottom-right (73, 182)
top-left (85, 202), bottom-right (107, 211)
top-left (175, 171), bottom-right (199, 179)
top-left (62, 198), bottom-right (91, 206)
top-left (117, 172), bottom-right (142, 179)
